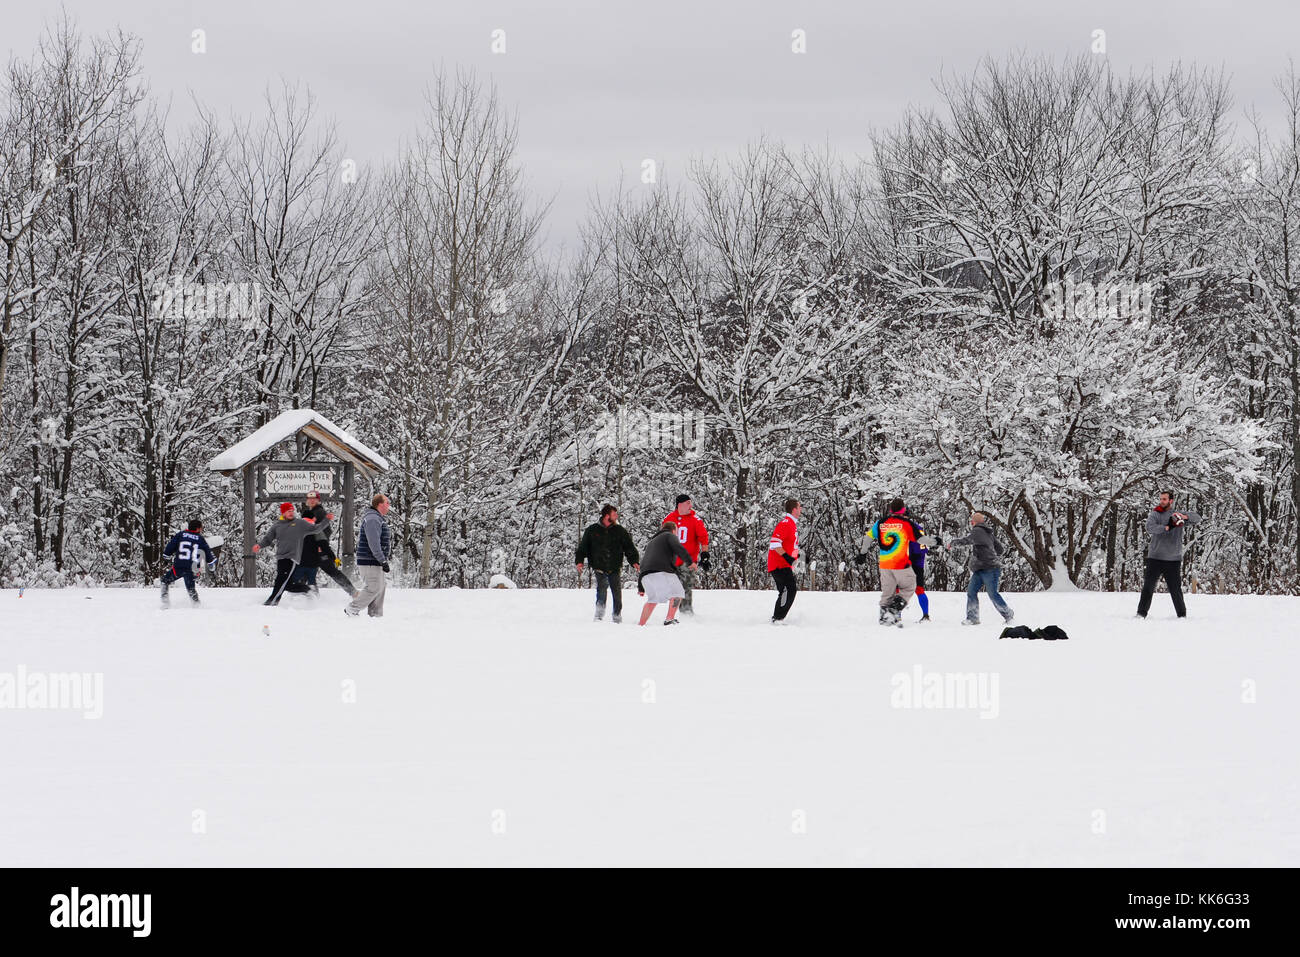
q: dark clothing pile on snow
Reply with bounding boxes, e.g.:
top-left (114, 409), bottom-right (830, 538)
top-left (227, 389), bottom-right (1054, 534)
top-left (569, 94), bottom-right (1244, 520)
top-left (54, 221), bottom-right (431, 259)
top-left (575, 521), bottom-right (640, 573)
top-left (638, 529), bottom-right (693, 587)
top-left (1145, 506), bottom-right (1201, 562)
top-left (357, 507), bottom-right (391, 566)
top-left (950, 523), bottom-right (1004, 571)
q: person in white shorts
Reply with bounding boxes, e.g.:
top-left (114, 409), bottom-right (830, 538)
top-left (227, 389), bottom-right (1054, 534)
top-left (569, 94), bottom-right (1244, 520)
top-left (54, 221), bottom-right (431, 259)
top-left (636, 521), bottom-right (697, 626)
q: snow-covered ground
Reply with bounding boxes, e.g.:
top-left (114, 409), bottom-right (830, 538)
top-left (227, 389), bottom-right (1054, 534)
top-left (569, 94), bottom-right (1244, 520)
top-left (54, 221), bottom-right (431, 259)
top-left (1, 585), bottom-right (1296, 866)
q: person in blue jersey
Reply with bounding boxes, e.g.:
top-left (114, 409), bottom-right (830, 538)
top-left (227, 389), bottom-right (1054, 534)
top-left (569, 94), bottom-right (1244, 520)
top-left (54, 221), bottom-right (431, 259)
top-left (160, 518), bottom-right (217, 607)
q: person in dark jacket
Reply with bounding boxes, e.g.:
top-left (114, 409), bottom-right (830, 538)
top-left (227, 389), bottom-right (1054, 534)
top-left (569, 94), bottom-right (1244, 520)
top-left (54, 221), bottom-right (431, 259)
top-left (575, 504), bottom-right (640, 623)
top-left (160, 518), bottom-right (216, 606)
top-left (295, 490), bottom-right (358, 597)
top-left (253, 503), bottom-right (330, 605)
top-left (1137, 490), bottom-right (1202, 619)
top-left (636, 521), bottom-right (697, 626)
top-left (947, 511), bottom-right (1014, 625)
top-left (346, 493), bottom-right (392, 618)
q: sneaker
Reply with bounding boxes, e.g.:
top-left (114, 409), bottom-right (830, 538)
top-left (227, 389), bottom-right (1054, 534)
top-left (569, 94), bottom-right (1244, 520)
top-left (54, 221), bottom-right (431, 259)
top-left (919, 615), bottom-right (931, 622)
top-left (263, 598), bottom-right (279, 606)
top-left (611, 613), bottom-right (622, 624)
top-left (1002, 615), bottom-right (1015, 625)
top-left (664, 618), bottom-right (680, 626)
top-left (594, 603), bottom-right (606, 622)
top-left (960, 619), bottom-right (979, 626)
top-left (160, 589), bottom-right (170, 609)
top-left (343, 606), bottom-right (359, 617)
top-left (771, 618), bottom-right (789, 626)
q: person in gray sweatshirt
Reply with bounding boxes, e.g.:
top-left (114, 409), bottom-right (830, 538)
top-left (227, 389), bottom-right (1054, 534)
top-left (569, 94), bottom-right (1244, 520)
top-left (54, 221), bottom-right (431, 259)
top-left (946, 511), bottom-right (1014, 625)
top-left (253, 502), bottom-right (330, 605)
top-left (1136, 489), bottom-right (1201, 619)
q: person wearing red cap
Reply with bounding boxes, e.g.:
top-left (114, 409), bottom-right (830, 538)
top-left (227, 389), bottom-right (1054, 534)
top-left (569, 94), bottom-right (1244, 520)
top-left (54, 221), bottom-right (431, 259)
top-left (252, 501), bottom-right (331, 605)
top-left (661, 494), bottom-right (709, 614)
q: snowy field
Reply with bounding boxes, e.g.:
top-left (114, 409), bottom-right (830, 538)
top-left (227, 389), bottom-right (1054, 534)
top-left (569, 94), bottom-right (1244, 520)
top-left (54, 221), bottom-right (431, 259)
top-left (1, 584), bottom-right (1296, 867)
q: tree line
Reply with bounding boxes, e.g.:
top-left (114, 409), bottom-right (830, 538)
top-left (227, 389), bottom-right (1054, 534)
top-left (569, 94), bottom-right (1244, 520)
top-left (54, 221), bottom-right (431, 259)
top-left (0, 17), bottom-right (1295, 594)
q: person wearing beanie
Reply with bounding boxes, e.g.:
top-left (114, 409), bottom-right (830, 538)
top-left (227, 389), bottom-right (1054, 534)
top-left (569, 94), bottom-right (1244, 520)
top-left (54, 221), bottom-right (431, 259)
top-left (661, 494), bottom-right (709, 615)
top-left (855, 497), bottom-right (930, 627)
top-left (252, 501), bottom-right (331, 606)
top-left (575, 504), bottom-right (640, 623)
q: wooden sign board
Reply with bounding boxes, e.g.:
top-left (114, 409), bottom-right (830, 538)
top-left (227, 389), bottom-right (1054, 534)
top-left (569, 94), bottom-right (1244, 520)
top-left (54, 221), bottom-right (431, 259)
top-left (255, 461), bottom-right (343, 502)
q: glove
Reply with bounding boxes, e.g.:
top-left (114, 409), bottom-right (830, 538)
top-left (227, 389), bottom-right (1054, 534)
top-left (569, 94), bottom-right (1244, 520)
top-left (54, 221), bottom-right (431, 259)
top-left (853, 552), bottom-right (868, 565)
top-left (698, 550), bottom-right (711, 572)
top-left (382, 562), bottom-right (391, 573)
top-left (334, 558), bottom-right (342, 568)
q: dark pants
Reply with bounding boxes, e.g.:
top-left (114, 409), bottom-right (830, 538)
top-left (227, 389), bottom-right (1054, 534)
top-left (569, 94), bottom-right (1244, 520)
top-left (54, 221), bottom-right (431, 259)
top-left (594, 570), bottom-right (622, 615)
top-left (1137, 559), bottom-right (1186, 617)
top-left (161, 565), bottom-right (198, 600)
top-left (267, 558), bottom-right (310, 604)
top-left (771, 567), bottom-right (797, 620)
top-left (316, 559), bottom-right (357, 595)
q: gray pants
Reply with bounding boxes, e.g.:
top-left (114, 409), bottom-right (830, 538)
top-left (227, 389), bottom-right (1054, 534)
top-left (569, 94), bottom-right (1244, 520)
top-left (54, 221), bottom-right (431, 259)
top-left (675, 565), bottom-right (697, 611)
top-left (879, 566), bottom-right (917, 607)
top-left (349, 564), bottom-right (387, 617)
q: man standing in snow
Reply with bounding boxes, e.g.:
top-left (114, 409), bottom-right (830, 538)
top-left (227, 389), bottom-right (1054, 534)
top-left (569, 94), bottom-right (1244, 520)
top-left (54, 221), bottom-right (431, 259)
top-left (253, 503), bottom-right (330, 605)
top-left (767, 498), bottom-right (802, 624)
top-left (636, 520), bottom-right (697, 626)
top-left (1136, 490), bottom-right (1201, 619)
top-left (857, 498), bottom-right (927, 626)
top-left (947, 511), bottom-right (1014, 626)
top-left (662, 494), bottom-right (709, 615)
top-left (346, 493), bottom-right (392, 618)
top-left (575, 504), bottom-right (640, 623)
top-left (160, 518), bottom-right (216, 607)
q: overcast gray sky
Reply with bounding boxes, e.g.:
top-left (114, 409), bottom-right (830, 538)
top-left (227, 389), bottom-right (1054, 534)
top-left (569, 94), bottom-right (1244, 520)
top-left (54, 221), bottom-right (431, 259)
top-left (7, 1), bottom-right (1299, 251)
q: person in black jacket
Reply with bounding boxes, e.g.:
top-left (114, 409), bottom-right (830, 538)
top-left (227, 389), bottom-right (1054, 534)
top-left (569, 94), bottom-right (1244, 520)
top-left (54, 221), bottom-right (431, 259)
top-left (636, 521), bottom-right (697, 626)
top-left (296, 490), bottom-right (358, 597)
top-left (575, 504), bottom-right (640, 623)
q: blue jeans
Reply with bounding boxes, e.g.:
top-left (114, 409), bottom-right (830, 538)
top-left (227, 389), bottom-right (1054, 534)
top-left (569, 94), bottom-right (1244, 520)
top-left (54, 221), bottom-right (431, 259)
top-left (966, 568), bottom-right (1012, 623)
top-left (595, 570), bottom-right (622, 615)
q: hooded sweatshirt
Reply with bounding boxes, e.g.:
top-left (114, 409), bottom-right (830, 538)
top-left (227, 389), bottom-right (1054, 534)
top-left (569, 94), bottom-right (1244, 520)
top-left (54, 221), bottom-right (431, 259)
top-left (949, 522), bottom-right (1004, 572)
top-left (1146, 505), bottom-right (1201, 562)
top-left (259, 515), bottom-right (329, 564)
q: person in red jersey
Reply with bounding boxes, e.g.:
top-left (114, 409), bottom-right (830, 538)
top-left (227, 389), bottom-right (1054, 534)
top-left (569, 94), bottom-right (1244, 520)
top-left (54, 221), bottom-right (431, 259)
top-left (662, 493), bottom-right (709, 614)
top-left (767, 498), bottom-right (802, 624)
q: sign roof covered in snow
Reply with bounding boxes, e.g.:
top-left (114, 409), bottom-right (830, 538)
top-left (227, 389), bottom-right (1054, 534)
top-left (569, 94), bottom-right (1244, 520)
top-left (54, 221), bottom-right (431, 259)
top-left (207, 409), bottom-right (390, 476)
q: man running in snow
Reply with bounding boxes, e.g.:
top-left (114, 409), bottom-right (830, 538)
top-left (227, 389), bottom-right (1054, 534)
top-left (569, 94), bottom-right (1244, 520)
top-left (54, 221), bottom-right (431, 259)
top-left (662, 494), bottom-right (708, 614)
top-left (1137, 490), bottom-right (1201, 619)
top-left (253, 502), bottom-right (330, 606)
top-left (767, 498), bottom-right (802, 623)
top-left (296, 490), bottom-right (358, 597)
top-left (160, 518), bottom-right (216, 606)
top-left (856, 498), bottom-right (927, 626)
top-left (575, 504), bottom-right (640, 623)
top-left (946, 511), bottom-right (1014, 625)
top-left (637, 520), bottom-right (697, 626)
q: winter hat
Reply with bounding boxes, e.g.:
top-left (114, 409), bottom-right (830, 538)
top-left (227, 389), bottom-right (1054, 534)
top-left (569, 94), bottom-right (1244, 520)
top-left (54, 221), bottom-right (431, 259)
top-left (675, 493), bottom-right (691, 505)
top-left (279, 502), bottom-right (295, 516)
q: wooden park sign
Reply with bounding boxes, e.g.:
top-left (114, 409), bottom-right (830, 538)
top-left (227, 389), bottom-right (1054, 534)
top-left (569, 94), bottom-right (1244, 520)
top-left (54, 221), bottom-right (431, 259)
top-left (208, 410), bottom-right (391, 587)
